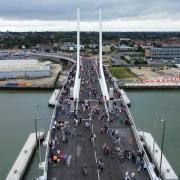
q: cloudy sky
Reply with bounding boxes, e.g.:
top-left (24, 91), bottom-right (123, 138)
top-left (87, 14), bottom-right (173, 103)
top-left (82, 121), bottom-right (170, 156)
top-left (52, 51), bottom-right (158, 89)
top-left (0, 0), bottom-right (180, 31)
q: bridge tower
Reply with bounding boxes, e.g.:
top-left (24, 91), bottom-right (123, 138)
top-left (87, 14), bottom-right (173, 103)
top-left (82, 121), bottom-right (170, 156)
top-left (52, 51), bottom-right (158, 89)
top-left (73, 8), bottom-right (81, 100)
top-left (98, 9), bottom-right (110, 100)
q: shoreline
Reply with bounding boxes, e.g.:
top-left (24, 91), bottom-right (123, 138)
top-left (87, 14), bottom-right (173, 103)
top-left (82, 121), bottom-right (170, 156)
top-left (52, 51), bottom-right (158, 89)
top-left (0, 86), bottom-right (55, 90)
top-left (0, 84), bottom-right (180, 90)
top-left (1, 84), bottom-right (180, 90)
top-left (121, 85), bottom-right (180, 90)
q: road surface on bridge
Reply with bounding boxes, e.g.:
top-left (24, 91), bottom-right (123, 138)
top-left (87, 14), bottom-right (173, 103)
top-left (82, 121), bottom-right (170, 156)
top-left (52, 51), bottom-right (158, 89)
top-left (47, 58), bottom-right (150, 180)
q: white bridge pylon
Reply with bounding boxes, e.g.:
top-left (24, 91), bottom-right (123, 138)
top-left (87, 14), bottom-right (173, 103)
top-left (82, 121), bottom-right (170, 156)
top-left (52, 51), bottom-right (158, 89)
top-left (98, 9), bottom-right (110, 100)
top-left (73, 8), bottom-right (81, 100)
top-left (73, 9), bottom-right (109, 101)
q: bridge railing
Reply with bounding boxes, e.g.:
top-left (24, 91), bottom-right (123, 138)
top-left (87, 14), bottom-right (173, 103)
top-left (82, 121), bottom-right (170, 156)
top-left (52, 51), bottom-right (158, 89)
top-left (104, 66), bottom-right (158, 180)
top-left (42, 65), bottom-right (75, 180)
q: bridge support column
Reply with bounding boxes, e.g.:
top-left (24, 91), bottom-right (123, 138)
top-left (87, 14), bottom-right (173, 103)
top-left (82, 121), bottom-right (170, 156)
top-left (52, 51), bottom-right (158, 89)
top-left (73, 8), bottom-right (81, 100)
top-left (98, 9), bottom-right (109, 100)
top-left (70, 87), bottom-right (74, 112)
top-left (109, 88), bottom-right (114, 111)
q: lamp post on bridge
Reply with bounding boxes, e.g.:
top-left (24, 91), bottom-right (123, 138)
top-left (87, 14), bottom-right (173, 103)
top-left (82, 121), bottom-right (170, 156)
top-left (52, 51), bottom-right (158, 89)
top-left (35, 104), bottom-right (41, 164)
top-left (159, 119), bottom-right (166, 179)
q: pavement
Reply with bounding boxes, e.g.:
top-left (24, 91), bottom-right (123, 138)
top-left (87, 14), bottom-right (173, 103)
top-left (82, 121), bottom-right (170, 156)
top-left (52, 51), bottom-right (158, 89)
top-left (47, 58), bottom-right (150, 180)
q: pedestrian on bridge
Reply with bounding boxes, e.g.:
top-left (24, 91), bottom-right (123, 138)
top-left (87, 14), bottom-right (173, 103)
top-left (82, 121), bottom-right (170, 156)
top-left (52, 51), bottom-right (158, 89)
top-left (74, 109), bottom-right (77, 119)
top-left (82, 103), bottom-right (85, 112)
top-left (132, 151), bottom-right (136, 165)
top-left (131, 172), bottom-right (135, 180)
top-left (90, 133), bottom-right (96, 143)
top-left (97, 158), bottom-right (104, 172)
top-left (125, 171), bottom-right (131, 180)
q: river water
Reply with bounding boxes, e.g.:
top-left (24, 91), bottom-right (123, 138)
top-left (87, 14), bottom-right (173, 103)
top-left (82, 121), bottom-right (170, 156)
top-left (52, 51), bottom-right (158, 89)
top-left (127, 90), bottom-right (180, 177)
top-left (0, 90), bottom-right (53, 180)
top-left (0, 90), bottom-right (179, 179)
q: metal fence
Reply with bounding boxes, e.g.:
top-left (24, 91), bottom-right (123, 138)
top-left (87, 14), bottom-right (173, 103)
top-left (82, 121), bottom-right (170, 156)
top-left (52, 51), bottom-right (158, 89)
top-left (104, 66), bottom-right (158, 180)
top-left (40, 65), bottom-right (75, 180)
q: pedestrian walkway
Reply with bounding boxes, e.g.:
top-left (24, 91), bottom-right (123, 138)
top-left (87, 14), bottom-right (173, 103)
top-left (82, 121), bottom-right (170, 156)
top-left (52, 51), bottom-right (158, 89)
top-left (47, 58), bottom-right (150, 180)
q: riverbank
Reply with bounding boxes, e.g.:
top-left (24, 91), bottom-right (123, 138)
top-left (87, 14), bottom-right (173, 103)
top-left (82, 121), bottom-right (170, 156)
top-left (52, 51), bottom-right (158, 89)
top-left (0, 86), bottom-right (55, 90)
top-left (118, 82), bottom-right (180, 90)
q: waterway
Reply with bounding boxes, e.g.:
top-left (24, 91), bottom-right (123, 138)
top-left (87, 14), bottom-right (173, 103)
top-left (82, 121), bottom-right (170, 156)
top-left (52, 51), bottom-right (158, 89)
top-left (127, 90), bottom-right (180, 177)
top-left (0, 90), bottom-right (179, 179)
top-left (0, 90), bottom-right (53, 180)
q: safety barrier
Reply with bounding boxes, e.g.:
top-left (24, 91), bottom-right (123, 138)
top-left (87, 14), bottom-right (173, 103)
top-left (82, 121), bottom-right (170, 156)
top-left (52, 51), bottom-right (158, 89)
top-left (41, 65), bottom-right (76, 180)
top-left (104, 66), bottom-right (158, 180)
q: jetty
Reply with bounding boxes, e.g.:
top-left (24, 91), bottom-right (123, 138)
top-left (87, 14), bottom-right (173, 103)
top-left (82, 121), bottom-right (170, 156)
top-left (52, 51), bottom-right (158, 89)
top-left (6, 130), bottom-right (44, 180)
top-left (138, 131), bottom-right (178, 180)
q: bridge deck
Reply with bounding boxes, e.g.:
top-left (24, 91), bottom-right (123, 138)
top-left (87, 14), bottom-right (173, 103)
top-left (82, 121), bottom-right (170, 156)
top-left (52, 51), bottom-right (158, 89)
top-left (47, 58), bottom-right (150, 180)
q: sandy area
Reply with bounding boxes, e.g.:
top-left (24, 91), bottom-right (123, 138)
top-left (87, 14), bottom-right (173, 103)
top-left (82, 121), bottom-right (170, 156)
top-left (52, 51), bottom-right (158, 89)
top-left (130, 67), bottom-right (180, 81)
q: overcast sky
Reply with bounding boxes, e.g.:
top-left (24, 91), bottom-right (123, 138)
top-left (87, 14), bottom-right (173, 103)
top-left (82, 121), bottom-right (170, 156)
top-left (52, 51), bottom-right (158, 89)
top-left (0, 0), bottom-right (180, 31)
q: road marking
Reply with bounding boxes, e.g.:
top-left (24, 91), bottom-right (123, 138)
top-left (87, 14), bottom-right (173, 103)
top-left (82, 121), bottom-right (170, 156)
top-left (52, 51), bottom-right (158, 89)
top-left (81, 118), bottom-right (93, 121)
top-left (75, 99), bottom-right (79, 113)
top-left (94, 150), bottom-right (101, 180)
top-left (94, 150), bottom-right (97, 163)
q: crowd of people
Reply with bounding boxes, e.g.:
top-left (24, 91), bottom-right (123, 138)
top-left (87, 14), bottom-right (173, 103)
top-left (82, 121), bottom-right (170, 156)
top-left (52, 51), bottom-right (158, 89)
top-left (48, 65), bottom-right (77, 166)
top-left (47, 59), bottom-right (148, 179)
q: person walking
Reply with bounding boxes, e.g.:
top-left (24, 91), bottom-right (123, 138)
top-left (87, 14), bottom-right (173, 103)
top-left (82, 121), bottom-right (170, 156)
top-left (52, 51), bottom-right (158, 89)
top-left (97, 158), bottom-right (104, 172)
top-left (131, 172), bottom-right (135, 180)
top-left (132, 151), bottom-right (136, 165)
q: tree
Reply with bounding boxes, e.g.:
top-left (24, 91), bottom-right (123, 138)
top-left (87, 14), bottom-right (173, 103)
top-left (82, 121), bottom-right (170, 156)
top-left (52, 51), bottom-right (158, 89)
top-left (54, 32), bottom-right (65, 43)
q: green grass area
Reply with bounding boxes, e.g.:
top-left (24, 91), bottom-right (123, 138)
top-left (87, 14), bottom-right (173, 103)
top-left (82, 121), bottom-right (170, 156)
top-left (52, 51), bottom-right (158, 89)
top-left (109, 66), bottom-right (136, 79)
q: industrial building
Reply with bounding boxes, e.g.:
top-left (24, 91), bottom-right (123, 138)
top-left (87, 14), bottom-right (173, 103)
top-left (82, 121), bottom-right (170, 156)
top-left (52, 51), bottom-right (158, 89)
top-left (145, 47), bottom-right (180, 59)
top-left (0, 59), bottom-right (51, 80)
